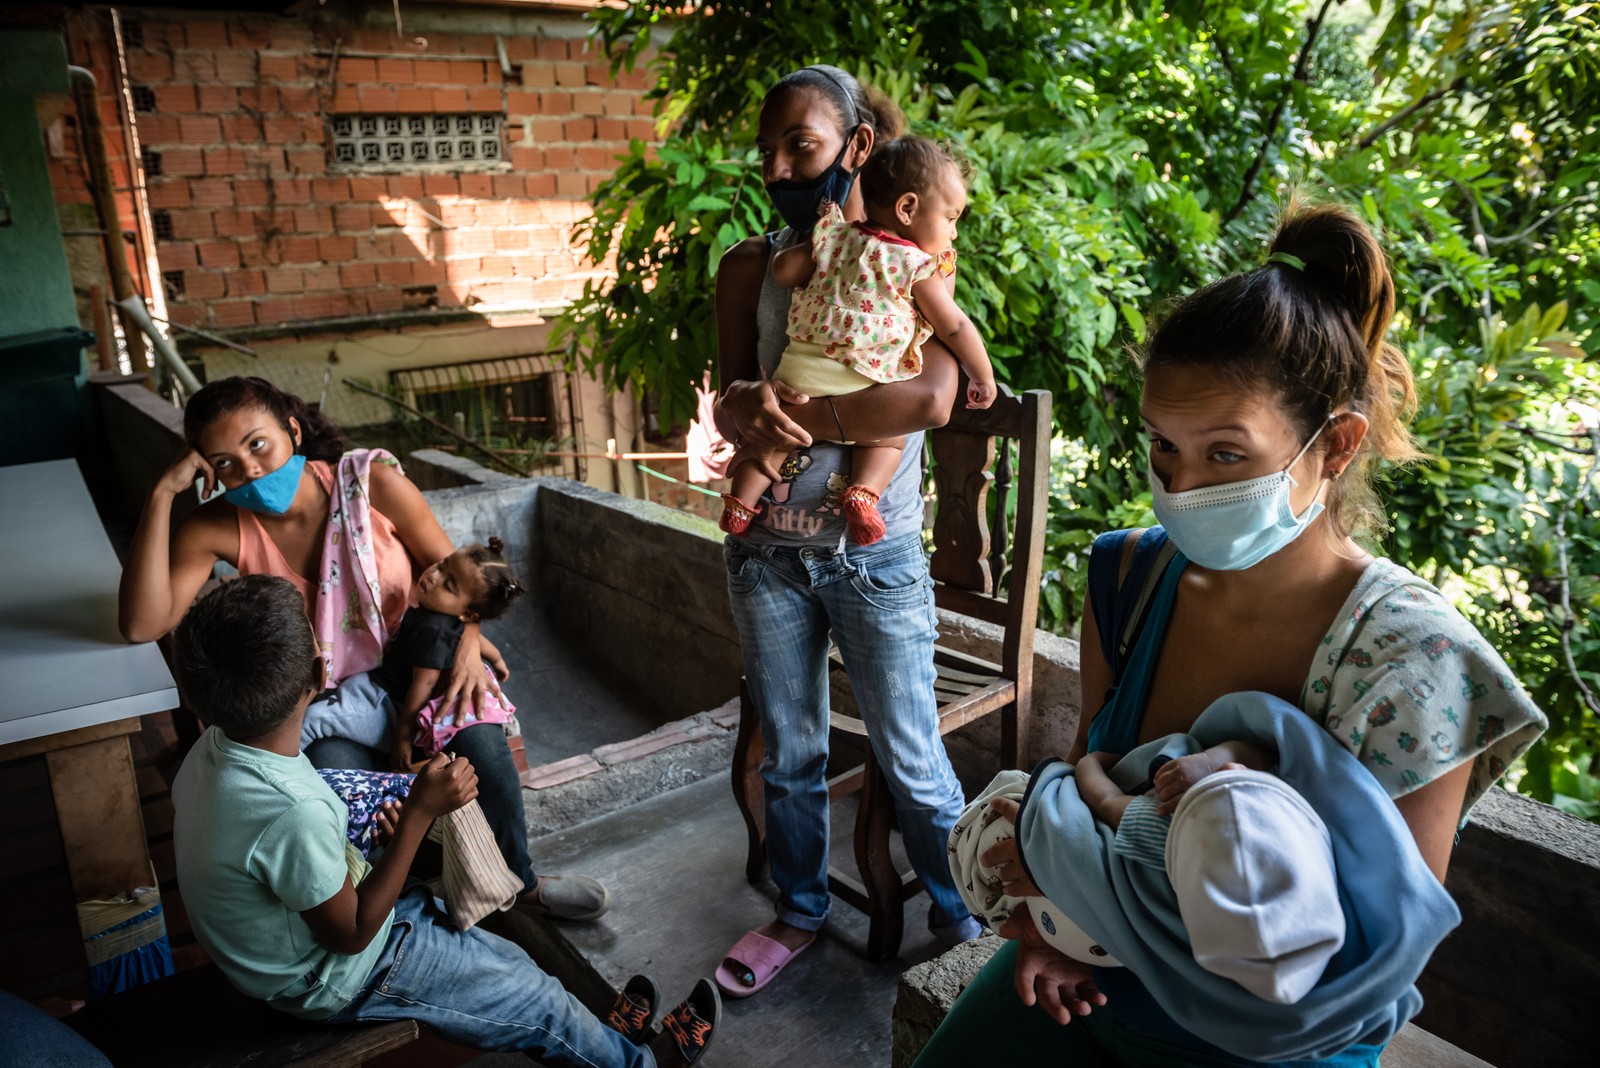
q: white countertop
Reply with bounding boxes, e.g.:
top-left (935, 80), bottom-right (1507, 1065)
top-left (0, 459), bottom-right (178, 746)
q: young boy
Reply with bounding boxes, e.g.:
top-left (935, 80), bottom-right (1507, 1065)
top-left (170, 575), bottom-right (717, 1066)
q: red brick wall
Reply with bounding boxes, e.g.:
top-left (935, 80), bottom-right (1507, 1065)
top-left (54, 8), bottom-right (654, 332)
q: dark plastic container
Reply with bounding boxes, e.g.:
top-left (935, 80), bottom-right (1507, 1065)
top-left (0, 327), bottom-right (95, 464)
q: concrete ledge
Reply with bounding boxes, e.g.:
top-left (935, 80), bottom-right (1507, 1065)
top-left (405, 447), bottom-right (516, 491)
top-left (420, 477), bottom-right (540, 577)
top-left (532, 479), bottom-right (743, 719)
top-left (518, 699), bottom-right (741, 838)
top-left (1416, 788), bottom-right (1600, 1068)
top-left (892, 936), bottom-right (1494, 1068)
top-left (92, 376), bottom-right (188, 526)
top-left (892, 933), bottom-right (1005, 1067)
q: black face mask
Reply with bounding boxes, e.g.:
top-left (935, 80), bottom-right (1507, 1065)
top-left (764, 127), bottom-right (860, 236)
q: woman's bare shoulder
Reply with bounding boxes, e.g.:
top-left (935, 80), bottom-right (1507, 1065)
top-left (367, 457), bottom-right (423, 512)
top-left (720, 235), bottom-right (769, 281)
top-left (175, 498), bottom-right (239, 556)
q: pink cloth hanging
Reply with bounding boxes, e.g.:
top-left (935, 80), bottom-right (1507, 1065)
top-left (311, 449), bottom-right (408, 684)
top-left (686, 377), bottom-right (734, 483)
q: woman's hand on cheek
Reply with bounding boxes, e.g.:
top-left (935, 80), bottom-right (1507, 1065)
top-left (159, 449), bottom-right (218, 500)
top-left (718, 379), bottom-right (813, 457)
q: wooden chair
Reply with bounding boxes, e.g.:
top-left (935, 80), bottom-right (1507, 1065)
top-left (730, 386), bottom-right (1052, 961)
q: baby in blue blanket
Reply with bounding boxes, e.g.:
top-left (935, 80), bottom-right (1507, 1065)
top-left (950, 691), bottom-right (1466, 1060)
top-left (952, 736), bottom-right (1348, 1005)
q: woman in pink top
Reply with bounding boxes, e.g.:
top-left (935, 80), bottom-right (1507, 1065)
top-left (120, 376), bottom-right (609, 921)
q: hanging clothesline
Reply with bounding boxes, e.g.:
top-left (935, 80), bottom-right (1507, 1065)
top-left (634, 463), bottom-right (722, 498)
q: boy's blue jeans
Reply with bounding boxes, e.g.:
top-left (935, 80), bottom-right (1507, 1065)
top-left (725, 532), bottom-right (979, 940)
top-left (328, 888), bottom-right (650, 1067)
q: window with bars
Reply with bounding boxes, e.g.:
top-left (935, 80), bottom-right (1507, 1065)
top-left (131, 85), bottom-right (155, 112)
top-left (329, 113), bottom-right (505, 171)
top-left (391, 355), bottom-right (575, 475)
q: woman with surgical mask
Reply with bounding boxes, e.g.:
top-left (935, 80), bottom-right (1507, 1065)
top-left (912, 202), bottom-right (1545, 1067)
top-left (119, 376), bottom-right (610, 921)
top-left (710, 66), bottom-right (984, 998)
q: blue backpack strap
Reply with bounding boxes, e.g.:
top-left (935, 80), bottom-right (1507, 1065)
top-left (1088, 529), bottom-right (1137, 673)
top-left (1088, 527), bottom-right (1175, 681)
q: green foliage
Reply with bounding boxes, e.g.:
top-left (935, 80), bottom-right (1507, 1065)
top-left (562, 0), bottom-right (1600, 814)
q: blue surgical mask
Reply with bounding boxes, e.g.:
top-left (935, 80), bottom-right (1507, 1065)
top-left (1148, 425), bottom-right (1328, 571)
top-left (765, 130), bottom-right (859, 236)
top-left (223, 453), bottom-right (306, 516)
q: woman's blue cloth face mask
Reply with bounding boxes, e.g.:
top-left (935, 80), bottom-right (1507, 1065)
top-left (223, 453), bottom-right (306, 515)
top-left (765, 127), bottom-right (859, 235)
top-left (1148, 423), bottom-right (1329, 571)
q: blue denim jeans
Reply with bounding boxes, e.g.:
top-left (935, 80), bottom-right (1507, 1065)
top-left (328, 888), bottom-right (650, 1066)
top-left (725, 532), bottom-right (979, 939)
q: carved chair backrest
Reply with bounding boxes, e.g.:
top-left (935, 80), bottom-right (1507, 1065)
top-left (926, 387), bottom-right (1052, 687)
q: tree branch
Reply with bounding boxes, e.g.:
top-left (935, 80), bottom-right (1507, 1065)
top-left (1485, 193), bottom-right (1598, 246)
top-left (1352, 77), bottom-right (1465, 151)
top-left (1511, 421), bottom-right (1600, 456)
top-left (1553, 426), bottom-right (1600, 718)
top-left (1222, 0), bottom-right (1338, 225)
top-left (1455, 178), bottom-right (1496, 334)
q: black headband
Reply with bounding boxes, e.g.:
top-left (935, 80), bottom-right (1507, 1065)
top-left (802, 64), bottom-right (862, 128)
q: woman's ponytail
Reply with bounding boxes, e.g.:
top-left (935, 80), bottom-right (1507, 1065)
top-left (1266, 202), bottom-right (1419, 472)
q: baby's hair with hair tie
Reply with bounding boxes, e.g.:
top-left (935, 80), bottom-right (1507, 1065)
top-left (463, 536), bottom-right (525, 621)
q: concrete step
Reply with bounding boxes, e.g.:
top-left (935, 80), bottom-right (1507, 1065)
top-left (520, 774), bottom-right (958, 1067)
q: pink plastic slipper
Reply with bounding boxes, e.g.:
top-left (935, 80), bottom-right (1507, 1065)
top-left (713, 930), bottom-right (815, 998)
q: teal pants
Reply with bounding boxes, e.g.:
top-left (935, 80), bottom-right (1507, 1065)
top-left (911, 941), bottom-right (1384, 1068)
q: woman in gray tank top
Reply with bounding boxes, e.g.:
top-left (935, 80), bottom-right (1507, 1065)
top-left (710, 65), bottom-right (982, 999)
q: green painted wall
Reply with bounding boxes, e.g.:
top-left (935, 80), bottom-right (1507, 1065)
top-left (0, 31), bottom-right (76, 335)
top-left (0, 30), bottom-right (91, 462)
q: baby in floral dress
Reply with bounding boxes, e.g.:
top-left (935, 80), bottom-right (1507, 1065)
top-left (719, 136), bottom-right (997, 545)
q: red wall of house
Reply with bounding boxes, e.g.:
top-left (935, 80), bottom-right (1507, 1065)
top-left (53, 8), bottom-right (654, 332)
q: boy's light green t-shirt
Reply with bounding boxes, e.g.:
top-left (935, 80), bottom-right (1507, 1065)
top-left (172, 726), bottom-right (390, 1019)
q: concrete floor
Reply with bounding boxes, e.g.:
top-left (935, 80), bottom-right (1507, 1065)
top-left (490, 597), bottom-right (668, 766)
top-left (522, 775), bottom-right (954, 1068)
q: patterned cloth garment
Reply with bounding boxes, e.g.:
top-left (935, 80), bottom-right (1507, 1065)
top-left (783, 203), bottom-right (955, 384)
top-left (316, 767), bottom-right (523, 930)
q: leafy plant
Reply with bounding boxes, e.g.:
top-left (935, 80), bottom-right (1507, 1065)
top-left (561, 0), bottom-right (1600, 814)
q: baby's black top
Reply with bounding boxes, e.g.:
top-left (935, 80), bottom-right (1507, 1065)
top-left (371, 607), bottom-right (465, 702)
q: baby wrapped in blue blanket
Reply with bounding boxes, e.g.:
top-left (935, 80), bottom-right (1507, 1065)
top-left (948, 692), bottom-right (1460, 1063)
